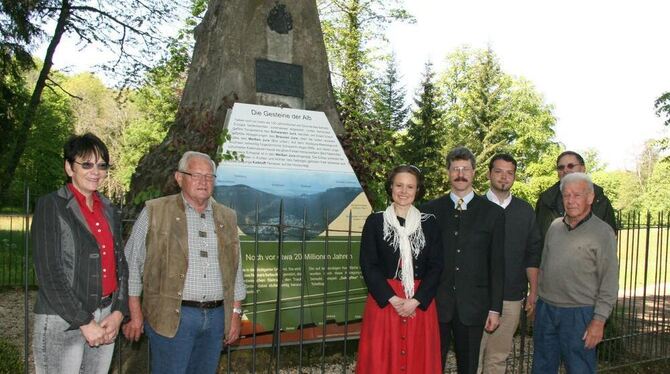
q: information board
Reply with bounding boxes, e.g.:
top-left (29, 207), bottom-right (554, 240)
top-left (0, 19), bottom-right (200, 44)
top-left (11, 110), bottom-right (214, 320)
top-left (215, 103), bottom-right (372, 344)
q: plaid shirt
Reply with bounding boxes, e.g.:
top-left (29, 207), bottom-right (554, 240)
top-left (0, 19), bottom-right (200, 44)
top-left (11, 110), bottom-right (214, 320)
top-left (126, 196), bottom-right (246, 302)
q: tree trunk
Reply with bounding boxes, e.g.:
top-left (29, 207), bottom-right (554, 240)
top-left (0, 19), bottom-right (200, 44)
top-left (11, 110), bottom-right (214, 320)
top-left (124, 0), bottom-right (342, 218)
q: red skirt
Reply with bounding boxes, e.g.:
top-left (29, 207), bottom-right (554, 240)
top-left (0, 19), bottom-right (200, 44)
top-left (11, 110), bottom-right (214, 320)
top-left (356, 279), bottom-right (442, 374)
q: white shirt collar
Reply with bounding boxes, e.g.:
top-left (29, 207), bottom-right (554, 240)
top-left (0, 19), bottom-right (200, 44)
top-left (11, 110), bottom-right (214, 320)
top-left (486, 189), bottom-right (512, 209)
top-left (449, 191), bottom-right (475, 210)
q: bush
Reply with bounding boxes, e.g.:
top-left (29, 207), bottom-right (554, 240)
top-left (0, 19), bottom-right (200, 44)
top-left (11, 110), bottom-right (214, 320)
top-left (0, 338), bottom-right (23, 374)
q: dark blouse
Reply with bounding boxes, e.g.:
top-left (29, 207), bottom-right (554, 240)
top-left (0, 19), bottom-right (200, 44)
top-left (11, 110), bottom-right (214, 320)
top-left (359, 212), bottom-right (444, 310)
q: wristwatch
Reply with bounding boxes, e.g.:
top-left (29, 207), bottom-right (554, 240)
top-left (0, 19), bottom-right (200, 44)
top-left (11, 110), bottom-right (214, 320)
top-left (233, 307), bottom-right (243, 315)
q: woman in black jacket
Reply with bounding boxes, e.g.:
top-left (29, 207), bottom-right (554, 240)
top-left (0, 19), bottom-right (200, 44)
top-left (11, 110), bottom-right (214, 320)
top-left (356, 165), bottom-right (443, 373)
top-left (31, 133), bottom-right (128, 374)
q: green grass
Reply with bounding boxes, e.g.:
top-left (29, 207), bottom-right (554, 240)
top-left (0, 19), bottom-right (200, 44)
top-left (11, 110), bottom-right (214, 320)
top-left (617, 227), bottom-right (670, 292)
top-left (0, 338), bottom-right (24, 374)
top-left (0, 215), bottom-right (34, 286)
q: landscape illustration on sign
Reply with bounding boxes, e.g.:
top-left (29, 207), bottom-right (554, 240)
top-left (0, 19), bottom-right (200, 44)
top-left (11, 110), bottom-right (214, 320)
top-left (215, 166), bottom-right (364, 240)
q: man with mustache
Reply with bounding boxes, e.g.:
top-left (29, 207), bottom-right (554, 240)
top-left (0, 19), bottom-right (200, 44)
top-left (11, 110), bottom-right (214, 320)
top-left (422, 147), bottom-right (506, 374)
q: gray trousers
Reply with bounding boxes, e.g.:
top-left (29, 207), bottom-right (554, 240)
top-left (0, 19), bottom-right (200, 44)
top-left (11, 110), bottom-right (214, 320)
top-left (33, 305), bottom-right (114, 374)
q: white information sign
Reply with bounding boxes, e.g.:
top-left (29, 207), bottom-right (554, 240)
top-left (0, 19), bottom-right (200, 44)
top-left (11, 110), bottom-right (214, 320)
top-left (215, 103), bottom-right (372, 237)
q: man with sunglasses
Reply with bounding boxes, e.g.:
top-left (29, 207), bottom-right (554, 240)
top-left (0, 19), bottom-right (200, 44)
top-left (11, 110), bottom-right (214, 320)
top-left (123, 151), bottom-right (246, 374)
top-left (535, 151), bottom-right (616, 242)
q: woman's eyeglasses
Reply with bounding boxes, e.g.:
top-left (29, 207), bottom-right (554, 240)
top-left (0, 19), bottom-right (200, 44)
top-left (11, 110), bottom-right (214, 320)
top-left (73, 161), bottom-right (111, 171)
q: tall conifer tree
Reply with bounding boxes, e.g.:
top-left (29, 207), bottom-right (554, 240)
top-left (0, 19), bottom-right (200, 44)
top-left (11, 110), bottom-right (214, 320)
top-left (371, 53), bottom-right (409, 131)
top-left (401, 61), bottom-right (447, 199)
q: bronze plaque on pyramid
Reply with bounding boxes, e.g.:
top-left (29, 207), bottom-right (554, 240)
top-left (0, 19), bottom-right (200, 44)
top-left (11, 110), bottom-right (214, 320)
top-left (255, 59), bottom-right (304, 98)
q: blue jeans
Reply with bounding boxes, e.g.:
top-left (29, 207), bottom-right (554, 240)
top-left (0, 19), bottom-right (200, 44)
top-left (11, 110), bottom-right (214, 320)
top-left (532, 299), bottom-right (597, 374)
top-left (145, 305), bottom-right (225, 374)
top-left (33, 305), bottom-right (115, 374)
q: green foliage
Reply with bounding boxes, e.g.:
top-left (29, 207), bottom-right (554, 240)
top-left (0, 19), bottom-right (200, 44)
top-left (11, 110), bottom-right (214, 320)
top-left (594, 139), bottom-right (670, 215)
top-left (370, 53), bottom-right (409, 131)
top-left (132, 186), bottom-right (162, 206)
top-left (117, 117), bottom-right (167, 191)
top-left (582, 148), bottom-right (607, 173)
top-left (592, 169), bottom-right (640, 212)
top-left (0, 0), bottom-right (183, 204)
top-left (437, 47), bottom-right (557, 196)
top-left (5, 65), bottom-right (73, 207)
top-left (511, 143), bottom-right (561, 204)
top-left (0, 338), bottom-right (23, 373)
top-left (654, 91), bottom-right (670, 126)
top-left (0, 59), bottom-right (30, 184)
top-left (0, 0), bottom-right (38, 131)
top-left (320, 0), bottom-right (413, 209)
top-left (400, 62), bottom-right (447, 200)
top-left (57, 72), bottom-right (136, 201)
top-left (116, 16), bottom-right (196, 196)
top-left (639, 159), bottom-right (670, 215)
top-left (216, 128), bottom-right (244, 164)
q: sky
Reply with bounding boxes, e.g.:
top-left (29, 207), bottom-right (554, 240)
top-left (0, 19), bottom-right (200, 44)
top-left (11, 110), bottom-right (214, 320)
top-left (387, 0), bottom-right (670, 170)
top-left (39, 0), bottom-right (669, 171)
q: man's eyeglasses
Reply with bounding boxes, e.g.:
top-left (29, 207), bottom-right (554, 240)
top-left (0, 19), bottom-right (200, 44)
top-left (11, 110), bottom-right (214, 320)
top-left (450, 166), bottom-right (473, 173)
top-left (556, 163), bottom-right (582, 171)
top-left (73, 161), bottom-right (111, 171)
top-left (179, 171), bottom-right (216, 182)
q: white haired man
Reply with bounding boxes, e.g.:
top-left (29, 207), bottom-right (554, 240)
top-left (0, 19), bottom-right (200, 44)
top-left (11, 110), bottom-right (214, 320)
top-left (532, 172), bottom-right (618, 374)
top-left (123, 151), bottom-right (246, 374)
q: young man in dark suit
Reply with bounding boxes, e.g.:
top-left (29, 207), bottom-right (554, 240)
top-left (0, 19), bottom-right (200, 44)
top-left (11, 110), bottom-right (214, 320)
top-left (421, 147), bottom-right (505, 374)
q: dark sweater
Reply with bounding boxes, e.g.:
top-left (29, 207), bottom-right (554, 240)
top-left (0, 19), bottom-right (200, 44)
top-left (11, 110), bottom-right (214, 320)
top-left (497, 196), bottom-right (542, 301)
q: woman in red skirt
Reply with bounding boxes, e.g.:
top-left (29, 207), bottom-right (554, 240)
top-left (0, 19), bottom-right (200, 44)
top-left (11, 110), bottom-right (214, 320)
top-left (356, 165), bottom-right (444, 373)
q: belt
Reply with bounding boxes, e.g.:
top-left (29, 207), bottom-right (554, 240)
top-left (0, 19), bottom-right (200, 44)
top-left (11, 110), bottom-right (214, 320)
top-left (181, 300), bottom-right (224, 309)
top-left (99, 295), bottom-right (113, 308)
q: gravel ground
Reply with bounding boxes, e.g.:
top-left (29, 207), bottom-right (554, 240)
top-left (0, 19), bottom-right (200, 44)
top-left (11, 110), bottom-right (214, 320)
top-left (4, 287), bottom-right (667, 373)
top-left (0, 289), bottom-right (356, 373)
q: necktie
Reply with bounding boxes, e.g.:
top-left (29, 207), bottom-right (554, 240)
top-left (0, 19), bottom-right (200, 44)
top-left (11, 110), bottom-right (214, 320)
top-left (457, 198), bottom-right (464, 211)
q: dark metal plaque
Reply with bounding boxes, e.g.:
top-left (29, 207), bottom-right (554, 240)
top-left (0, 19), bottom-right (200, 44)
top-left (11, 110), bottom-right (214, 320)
top-left (255, 59), bottom-right (304, 98)
top-left (267, 2), bottom-right (293, 34)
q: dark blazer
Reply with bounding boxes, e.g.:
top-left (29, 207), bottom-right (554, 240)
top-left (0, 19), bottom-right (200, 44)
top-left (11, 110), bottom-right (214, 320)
top-left (359, 211), bottom-right (444, 310)
top-left (32, 186), bottom-right (129, 330)
top-left (421, 193), bottom-right (505, 326)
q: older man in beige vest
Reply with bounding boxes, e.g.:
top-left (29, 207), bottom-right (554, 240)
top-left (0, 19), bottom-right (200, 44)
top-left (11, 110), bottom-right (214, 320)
top-left (122, 151), bottom-right (246, 374)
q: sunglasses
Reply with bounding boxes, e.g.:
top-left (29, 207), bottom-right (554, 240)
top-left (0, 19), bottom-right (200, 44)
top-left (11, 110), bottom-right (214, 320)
top-left (73, 161), bottom-right (111, 171)
top-left (556, 162), bottom-right (582, 171)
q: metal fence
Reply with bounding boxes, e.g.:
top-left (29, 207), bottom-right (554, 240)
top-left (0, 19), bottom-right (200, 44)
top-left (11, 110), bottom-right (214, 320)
top-left (2, 202), bottom-right (670, 373)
